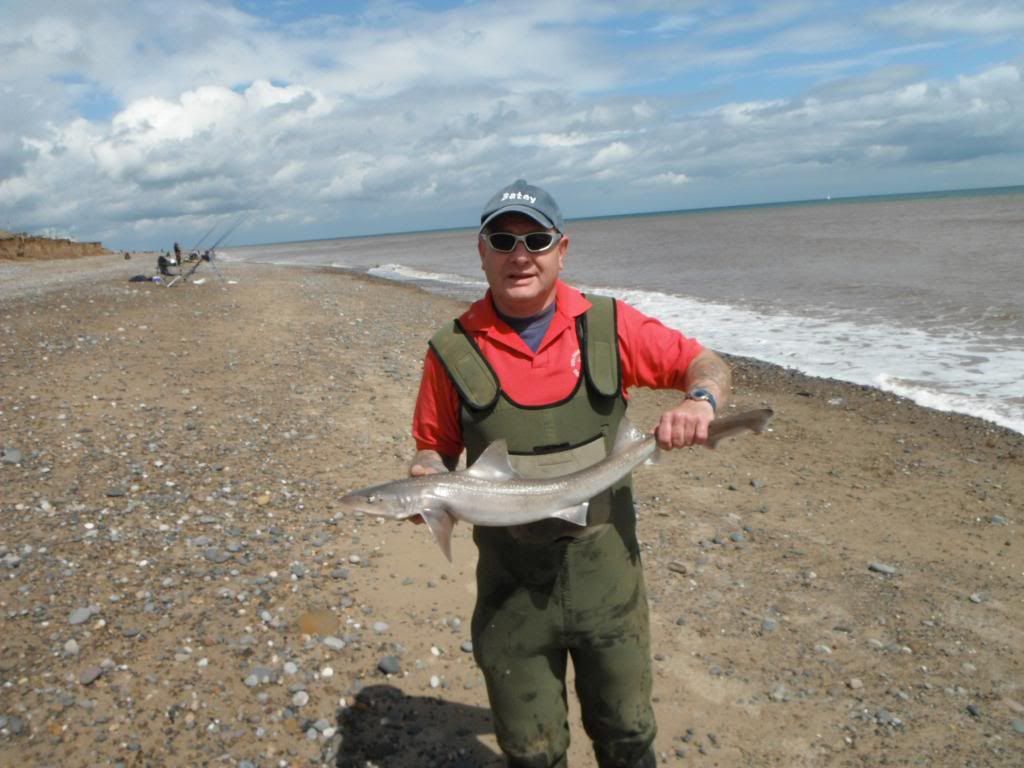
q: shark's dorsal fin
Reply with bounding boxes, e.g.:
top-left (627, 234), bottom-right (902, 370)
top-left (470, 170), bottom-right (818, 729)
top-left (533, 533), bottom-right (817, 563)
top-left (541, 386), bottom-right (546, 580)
top-left (465, 439), bottom-right (518, 481)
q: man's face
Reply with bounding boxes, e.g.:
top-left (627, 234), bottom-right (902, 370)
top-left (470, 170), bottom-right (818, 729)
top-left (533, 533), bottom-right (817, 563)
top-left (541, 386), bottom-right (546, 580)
top-left (478, 213), bottom-right (568, 318)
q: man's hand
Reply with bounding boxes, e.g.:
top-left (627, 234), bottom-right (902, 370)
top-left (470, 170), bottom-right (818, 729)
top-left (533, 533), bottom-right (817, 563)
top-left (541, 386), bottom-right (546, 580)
top-left (653, 399), bottom-right (716, 450)
top-left (654, 348), bottom-right (732, 449)
top-left (409, 449), bottom-right (453, 477)
top-left (406, 450), bottom-right (456, 525)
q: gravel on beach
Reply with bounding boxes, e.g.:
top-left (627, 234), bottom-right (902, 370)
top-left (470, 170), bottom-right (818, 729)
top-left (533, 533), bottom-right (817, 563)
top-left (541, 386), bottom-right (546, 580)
top-left (1, 254), bottom-right (1022, 767)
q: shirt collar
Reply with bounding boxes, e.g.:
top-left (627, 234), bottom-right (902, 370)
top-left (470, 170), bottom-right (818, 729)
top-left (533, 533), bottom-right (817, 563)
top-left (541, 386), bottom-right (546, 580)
top-left (459, 280), bottom-right (593, 335)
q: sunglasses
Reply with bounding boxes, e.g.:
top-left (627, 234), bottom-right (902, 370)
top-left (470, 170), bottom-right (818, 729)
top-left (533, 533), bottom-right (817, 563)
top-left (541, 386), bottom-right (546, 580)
top-left (481, 231), bottom-right (562, 253)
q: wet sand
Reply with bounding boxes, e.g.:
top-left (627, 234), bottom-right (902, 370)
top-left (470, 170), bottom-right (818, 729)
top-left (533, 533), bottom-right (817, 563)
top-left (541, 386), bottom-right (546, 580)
top-left (1, 254), bottom-right (1022, 766)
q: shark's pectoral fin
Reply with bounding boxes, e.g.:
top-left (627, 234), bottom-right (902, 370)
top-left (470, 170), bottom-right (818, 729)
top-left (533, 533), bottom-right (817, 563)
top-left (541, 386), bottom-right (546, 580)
top-left (552, 502), bottom-right (589, 527)
top-left (420, 508), bottom-right (456, 562)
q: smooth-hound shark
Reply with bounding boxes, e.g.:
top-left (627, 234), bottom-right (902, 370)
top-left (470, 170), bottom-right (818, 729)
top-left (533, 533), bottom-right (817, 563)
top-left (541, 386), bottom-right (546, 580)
top-left (340, 408), bottom-right (774, 561)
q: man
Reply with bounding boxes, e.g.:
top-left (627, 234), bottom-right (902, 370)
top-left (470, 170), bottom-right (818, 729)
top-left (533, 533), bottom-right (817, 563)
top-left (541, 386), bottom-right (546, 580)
top-left (411, 179), bottom-right (731, 768)
top-left (157, 251), bottom-right (176, 277)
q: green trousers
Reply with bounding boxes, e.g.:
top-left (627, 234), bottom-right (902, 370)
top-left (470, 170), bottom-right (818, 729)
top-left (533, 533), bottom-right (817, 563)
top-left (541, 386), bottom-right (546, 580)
top-left (472, 522), bottom-right (657, 768)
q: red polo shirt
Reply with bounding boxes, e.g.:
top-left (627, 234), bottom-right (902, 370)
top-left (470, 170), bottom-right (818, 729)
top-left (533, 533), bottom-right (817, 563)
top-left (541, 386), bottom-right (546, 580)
top-left (412, 280), bottom-right (704, 458)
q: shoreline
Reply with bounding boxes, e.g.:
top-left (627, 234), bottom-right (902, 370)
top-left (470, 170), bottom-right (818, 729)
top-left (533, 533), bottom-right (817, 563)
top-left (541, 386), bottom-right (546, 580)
top-left (1, 255), bottom-right (1021, 766)
top-left (243, 257), bottom-right (1024, 439)
top-left (12, 251), bottom-right (1024, 440)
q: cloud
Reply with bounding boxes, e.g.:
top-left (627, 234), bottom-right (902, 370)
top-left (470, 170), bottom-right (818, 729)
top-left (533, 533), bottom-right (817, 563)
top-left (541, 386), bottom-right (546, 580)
top-left (874, 1), bottom-right (1024, 35)
top-left (1, 1), bottom-right (1022, 248)
top-left (590, 141), bottom-right (636, 168)
top-left (640, 172), bottom-right (691, 186)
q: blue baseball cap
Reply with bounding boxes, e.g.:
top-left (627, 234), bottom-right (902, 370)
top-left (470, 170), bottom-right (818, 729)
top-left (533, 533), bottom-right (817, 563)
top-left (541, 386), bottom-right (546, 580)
top-left (479, 179), bottom-right (564, 233)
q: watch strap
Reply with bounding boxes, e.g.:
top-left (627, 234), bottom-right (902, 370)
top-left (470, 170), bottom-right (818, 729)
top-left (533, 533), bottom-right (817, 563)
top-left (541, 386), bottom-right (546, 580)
top-left (686, 388), bottom-right (717, 414)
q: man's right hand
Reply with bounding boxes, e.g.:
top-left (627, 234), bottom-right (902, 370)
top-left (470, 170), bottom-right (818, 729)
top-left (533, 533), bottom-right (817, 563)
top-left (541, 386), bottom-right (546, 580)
top-left (409, 449), bottom-right (452, 477)
top-left (407, 450), bottom-right (455, 525)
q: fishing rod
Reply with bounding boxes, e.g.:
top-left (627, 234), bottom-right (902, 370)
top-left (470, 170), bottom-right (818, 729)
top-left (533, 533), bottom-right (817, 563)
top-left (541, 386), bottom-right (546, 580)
top-left (207, 215), bottom-right (246, 253)
top-left (189, 221), bottom-right (221, 255)
top-left (168, 215), bottom-right (246, 287)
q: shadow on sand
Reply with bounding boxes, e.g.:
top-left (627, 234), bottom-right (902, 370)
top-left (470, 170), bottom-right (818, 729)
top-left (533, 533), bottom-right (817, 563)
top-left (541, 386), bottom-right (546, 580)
top-left (334, 684), bottom-right (502, 767)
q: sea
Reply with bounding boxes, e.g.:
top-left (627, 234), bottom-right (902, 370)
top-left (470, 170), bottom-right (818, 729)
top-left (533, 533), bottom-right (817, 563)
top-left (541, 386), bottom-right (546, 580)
top-left (222, 186), bottom-right (1024, 436)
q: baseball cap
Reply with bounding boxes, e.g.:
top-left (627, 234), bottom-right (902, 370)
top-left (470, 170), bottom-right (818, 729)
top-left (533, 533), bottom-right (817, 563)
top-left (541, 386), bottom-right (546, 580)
top-left (479, 179), bottom-right (564, 233)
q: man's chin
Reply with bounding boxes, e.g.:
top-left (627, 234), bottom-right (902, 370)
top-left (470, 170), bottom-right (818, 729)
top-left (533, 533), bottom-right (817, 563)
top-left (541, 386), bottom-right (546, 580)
top-left (502, 281), bottom-right (536, 296)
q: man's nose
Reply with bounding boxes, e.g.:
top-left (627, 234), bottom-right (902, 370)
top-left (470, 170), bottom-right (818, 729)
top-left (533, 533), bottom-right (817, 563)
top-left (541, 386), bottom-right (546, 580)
top-left (508, 240), bottom-right (531, 257)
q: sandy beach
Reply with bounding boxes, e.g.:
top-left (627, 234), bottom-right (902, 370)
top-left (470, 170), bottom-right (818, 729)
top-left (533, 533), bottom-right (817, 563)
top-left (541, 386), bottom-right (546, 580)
top-left (1, 253), bottom-right (1022, 767)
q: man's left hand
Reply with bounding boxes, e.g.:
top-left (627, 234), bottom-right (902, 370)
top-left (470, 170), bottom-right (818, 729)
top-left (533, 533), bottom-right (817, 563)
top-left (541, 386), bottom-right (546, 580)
top-left (653, 399), bottom-right (715, 449)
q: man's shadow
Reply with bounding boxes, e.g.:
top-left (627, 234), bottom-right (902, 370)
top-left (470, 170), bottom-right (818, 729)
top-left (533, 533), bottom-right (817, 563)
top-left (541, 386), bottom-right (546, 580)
top-left (334, 684), bottom-right (502, 767)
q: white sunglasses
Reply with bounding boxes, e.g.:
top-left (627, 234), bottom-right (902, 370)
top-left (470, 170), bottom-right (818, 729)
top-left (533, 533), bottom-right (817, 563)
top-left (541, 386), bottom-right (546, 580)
top-left (481, 231), bottom-right (562, 253)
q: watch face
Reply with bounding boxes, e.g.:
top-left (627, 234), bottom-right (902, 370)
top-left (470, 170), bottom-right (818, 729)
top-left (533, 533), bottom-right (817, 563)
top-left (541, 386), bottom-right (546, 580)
top-left (688, 389), bottom-right (716, 412)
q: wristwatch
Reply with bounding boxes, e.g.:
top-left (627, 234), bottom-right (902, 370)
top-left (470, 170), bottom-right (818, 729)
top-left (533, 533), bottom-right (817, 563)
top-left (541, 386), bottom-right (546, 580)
top-left (686, 388), bottom-right (717, 414)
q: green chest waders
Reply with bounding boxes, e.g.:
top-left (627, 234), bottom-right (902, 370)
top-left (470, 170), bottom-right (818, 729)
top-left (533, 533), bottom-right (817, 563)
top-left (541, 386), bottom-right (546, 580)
top-left (429, 296), bottom-right (657, 768)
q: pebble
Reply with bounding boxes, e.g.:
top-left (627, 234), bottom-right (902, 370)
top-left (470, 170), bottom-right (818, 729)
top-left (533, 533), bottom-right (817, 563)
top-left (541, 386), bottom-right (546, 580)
top-left (875, 708), bottom-right (901, 726)
top-left (378, 656), bottom-right (401, 675)
top-left (868, 562), bottom-right (898, 575)
top-left (203, 548), bottom-right (231, 563)
top-left (79, 666), bottom-right (104, 686)
top-left (69, 606), bottom-right (97, 625)
top-left (769, 685), bottom-right (791, 702)
top-left (292, 690), bottom-right (309, 707)
top-left (323, 636), bottom-right (346, 651)
top-left (1, 447), bottom-right (22, 464)
top-left (244, 666), bottom-right (278, 687)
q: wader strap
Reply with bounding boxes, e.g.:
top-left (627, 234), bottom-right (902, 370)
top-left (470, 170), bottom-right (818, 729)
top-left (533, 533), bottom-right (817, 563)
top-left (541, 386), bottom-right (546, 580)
top-left (428, 320), bottom-right (500, 411)
top-left (579, 294), bottom-right (621, 398)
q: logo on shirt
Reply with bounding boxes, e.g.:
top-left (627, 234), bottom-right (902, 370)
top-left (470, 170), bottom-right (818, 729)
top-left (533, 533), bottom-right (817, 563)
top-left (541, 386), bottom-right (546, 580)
top-left (570, 349), bottom-right (581, 378)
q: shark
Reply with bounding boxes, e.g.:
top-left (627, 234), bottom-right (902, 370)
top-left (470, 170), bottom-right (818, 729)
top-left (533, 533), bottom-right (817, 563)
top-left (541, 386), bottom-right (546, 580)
top-left (340, 408), bottom-right (773, 560)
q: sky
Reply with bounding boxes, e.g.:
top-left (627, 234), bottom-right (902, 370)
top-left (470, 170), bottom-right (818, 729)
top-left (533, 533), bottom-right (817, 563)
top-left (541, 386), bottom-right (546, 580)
top-left (1, 0), bottom-right (1023, 250)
